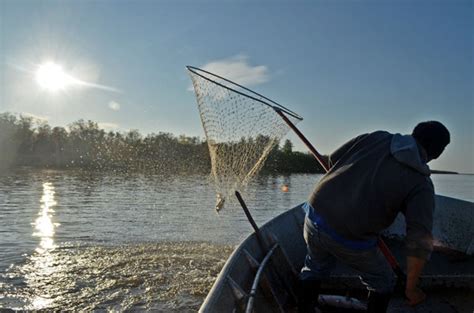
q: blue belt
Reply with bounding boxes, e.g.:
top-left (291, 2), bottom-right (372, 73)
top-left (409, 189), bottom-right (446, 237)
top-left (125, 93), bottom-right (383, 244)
top-left (303, 202), bottom-right (377, 250)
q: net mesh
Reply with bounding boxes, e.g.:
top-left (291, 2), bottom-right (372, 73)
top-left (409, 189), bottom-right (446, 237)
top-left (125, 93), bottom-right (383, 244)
top-left (187, 67), bottom-right (302, 210)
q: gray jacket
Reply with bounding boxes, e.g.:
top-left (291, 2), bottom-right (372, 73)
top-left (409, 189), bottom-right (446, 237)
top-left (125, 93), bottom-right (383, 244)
top-left (308, 131), bottom-right (434, 260)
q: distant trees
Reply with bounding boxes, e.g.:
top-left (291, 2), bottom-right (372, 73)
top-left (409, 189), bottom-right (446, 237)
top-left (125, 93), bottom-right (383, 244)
top-left (281, 139), bottom-right (293, 154)
top-left (0, 112), bottom-right (325, 174)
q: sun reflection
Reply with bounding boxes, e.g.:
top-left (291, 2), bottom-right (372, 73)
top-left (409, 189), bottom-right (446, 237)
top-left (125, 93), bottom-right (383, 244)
top-left (31, 296), bottom-right (54, 309)
top-left (26, 182), bottom-right (61, 309)
top-left (33, 182), bottom-right (59, 253)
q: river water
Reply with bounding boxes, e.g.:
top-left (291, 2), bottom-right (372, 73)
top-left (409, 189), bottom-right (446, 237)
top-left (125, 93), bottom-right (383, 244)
top-left (0, 169), bottom-right (472, 311)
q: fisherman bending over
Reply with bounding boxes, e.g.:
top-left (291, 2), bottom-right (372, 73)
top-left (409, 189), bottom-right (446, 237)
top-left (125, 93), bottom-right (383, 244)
top-left (298, 121), bottom-right (450, 313)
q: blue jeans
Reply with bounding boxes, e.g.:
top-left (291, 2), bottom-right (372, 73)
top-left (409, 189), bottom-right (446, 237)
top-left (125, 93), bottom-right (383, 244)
top-left (300, 216), bottom-right (396, 294)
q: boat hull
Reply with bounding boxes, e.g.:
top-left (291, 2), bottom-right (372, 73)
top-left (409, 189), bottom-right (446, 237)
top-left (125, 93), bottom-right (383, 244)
top-left (200, 195), bottom-right (474, 313)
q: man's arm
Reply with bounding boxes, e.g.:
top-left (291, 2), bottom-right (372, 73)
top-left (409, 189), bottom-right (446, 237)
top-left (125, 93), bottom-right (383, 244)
top-left (403, 181), bottom-right (435, 305)
top-left (406, 256), bottom-right (426, 305)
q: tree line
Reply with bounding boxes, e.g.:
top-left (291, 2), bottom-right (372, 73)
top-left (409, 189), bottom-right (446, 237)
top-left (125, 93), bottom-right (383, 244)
top-left (0, 113), bottom-right (325, 174)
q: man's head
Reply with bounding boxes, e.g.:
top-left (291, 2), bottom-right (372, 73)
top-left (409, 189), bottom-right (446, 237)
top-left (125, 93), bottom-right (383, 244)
top-left (412, 121), bottom-right (450, 161)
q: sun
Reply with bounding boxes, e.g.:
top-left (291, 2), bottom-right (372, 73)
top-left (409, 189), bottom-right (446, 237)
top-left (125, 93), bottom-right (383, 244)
top-left (35, 62), bottom-right (74, 92)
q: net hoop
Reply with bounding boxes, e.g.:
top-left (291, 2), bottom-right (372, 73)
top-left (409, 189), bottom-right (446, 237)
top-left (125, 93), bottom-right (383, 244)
top-left (186, 65), bottom-right (303, 121)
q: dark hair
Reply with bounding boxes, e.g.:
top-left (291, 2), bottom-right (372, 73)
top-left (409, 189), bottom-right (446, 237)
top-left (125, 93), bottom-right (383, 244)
top-left (412, 121), bottom-right (450, 160)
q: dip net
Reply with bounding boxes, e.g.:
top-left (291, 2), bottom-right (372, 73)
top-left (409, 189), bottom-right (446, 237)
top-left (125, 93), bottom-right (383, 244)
top-left (187, 66), bottom-right (303, 211)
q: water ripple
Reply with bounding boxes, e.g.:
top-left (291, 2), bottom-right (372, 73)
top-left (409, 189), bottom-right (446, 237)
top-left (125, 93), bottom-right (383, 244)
top-left (1, 242), bottom-right (233, 312)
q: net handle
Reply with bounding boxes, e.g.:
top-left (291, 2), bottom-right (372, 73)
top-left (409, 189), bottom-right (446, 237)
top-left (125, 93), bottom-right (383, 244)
top-left (274, 108), bottom-right (330, 172)
top-left (186, 65), bottom-right (303, 121)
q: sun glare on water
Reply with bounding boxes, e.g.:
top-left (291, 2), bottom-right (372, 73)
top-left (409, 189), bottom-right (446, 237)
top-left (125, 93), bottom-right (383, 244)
top-left (35, 62), bottom-right (76, 92)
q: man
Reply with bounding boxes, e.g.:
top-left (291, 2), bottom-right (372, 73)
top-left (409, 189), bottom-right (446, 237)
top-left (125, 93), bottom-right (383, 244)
top-left (297, 121), bottom-right (450, 313)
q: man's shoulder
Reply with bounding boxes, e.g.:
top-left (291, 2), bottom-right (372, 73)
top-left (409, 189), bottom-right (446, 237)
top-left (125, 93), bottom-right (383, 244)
top-left (402, 169), bottom-right (435, 197)
top-left (368, 130), bottom-right (393, 138)
top-left (352, 130), bottom-right (393, 146)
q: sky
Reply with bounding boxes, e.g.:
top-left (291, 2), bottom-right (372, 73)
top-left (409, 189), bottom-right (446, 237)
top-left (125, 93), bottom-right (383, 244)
top-left (0, 0), bottom-right (472, 173)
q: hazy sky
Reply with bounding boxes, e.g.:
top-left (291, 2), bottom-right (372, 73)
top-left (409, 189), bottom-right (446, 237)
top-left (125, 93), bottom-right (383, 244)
top-left (1, 0), bottom-right (472, 173)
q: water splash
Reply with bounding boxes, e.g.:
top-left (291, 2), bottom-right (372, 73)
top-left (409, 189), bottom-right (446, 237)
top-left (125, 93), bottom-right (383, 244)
top-left (1, 242), bottom-right (233, 311)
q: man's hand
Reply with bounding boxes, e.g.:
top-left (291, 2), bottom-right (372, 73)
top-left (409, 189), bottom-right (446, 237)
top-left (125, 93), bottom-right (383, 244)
top-left (405, 286), bottom-right (426, 306)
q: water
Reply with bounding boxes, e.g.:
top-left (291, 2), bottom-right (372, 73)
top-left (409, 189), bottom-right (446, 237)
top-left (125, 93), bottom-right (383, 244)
top-left (0, 169), bottom-right (472, 311)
